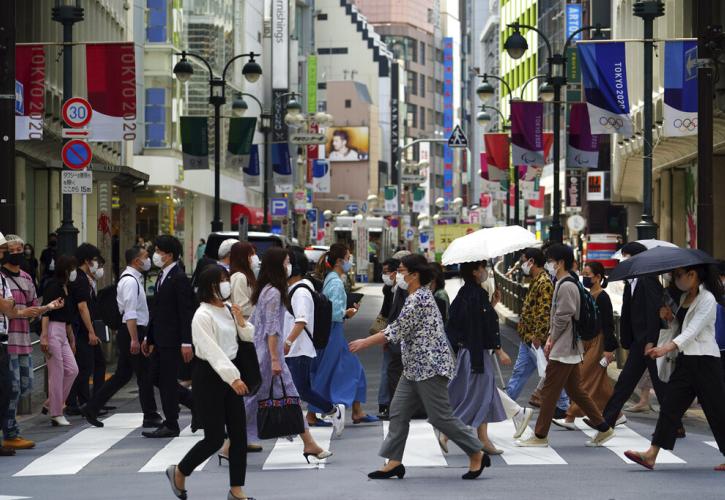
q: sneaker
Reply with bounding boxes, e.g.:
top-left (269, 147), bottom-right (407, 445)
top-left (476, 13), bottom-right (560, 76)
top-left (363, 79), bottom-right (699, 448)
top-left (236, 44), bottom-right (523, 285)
top-left (586, 427), bottom-right (615, 447)
top-left (515, 435), bottom-right (549, 447)
top-left (615, 414), bottom-right (628, 427)
top-left (512, 407), bottom-right (533, 439)
top-left (552, 418), bottom-right (577, 430)
top-left (331, 404), bottom-right (345, 438)
top-left (2, 437), bottom-right (35, 450)
top-left (553, 407), bottom-right (567, 420)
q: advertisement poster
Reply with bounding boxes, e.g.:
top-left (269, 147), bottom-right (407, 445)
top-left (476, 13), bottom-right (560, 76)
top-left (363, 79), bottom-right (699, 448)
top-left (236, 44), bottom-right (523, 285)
top-left (325, 127), bottom-right (369, 161)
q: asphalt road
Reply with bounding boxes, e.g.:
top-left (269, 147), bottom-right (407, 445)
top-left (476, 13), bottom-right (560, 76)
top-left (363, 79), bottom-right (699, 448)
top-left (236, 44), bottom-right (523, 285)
top-left (1, 282), bottom-right (723, 500)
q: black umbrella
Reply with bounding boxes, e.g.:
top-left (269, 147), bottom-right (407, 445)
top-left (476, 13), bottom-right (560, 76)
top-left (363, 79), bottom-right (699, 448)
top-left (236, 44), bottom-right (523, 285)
top-left (608, 246), bottom-right (718, 282)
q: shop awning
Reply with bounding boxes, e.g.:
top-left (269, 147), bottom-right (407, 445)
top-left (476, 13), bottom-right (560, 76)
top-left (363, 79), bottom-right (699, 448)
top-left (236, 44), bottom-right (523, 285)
top-left (90, 164), bottom-right (149, 187)
top-left (231, 204), bottom-right (264, 226)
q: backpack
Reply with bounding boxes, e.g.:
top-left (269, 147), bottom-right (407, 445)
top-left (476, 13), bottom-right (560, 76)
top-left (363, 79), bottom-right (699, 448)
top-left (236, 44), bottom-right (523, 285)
top-left (560, 275), bottom-right (600, 346)
top-left (97, 274), bottom-right (139, 330)
top-left (288, 282), bottom-right (332, 349)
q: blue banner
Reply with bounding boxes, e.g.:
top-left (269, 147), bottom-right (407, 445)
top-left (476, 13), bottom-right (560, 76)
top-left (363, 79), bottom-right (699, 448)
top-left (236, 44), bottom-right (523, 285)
top-left (578, 42), bottom-right (633, 136)
top-left (663, 40), bottom-right (698, 137)
top-left (271, 143), bottom-right (293, 193)
top-left (242, 144), bottom-right (260, 187)
top-left (443, 37), bottom-right (454, 205)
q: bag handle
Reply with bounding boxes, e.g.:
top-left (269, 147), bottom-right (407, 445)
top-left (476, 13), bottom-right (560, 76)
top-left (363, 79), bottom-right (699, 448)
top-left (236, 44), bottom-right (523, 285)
top-left (268, 374), bottom-right (288, 400)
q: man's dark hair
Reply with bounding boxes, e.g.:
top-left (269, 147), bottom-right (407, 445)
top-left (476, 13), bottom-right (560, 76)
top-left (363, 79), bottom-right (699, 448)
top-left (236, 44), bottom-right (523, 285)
top-left (460, 260), bottom-right (488, 285)
top-left (523, 247), bottom-right (545, 268)
top-left (75, 243), bottom-right (101, 266)
top-left (621, 241), bottom-right (647, 257)
top-left (401, 254), bottom-right (433, 286)
top-left (196, 265), bottom-right (230, 304)
top-left (125, 246), bottom-right (144, 266)
top-left (155, 234), bottom-right (182, 260)
top-left (382, 258), bottom-right (400, 271)
top-left (545, 243), bottom-right (574, 271)
top-left (332, 130), bottom-right (349, 143)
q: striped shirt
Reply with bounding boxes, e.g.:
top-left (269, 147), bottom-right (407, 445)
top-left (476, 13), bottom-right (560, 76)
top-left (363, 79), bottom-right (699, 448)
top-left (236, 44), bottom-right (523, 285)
top-left (1, 268), bottom-right (38, 355)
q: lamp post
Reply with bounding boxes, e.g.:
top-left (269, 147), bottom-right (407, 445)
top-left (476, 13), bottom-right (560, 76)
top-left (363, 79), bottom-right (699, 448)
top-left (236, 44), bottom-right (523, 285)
top-left (504, 22), bottom-right (604, 243)
top-left (173, 50), bottom-right (262, 233)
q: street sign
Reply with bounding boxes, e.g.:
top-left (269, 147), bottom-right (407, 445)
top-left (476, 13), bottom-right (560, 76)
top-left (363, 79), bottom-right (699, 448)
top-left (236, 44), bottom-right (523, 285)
top-left (62, 97), bottom-right (93, 128)
top-left (438, 210), bottom-right (459, 217)
top-left (61, 170), bottom-right (93, 194)
top-left (405, 229), bottom-right (414, 241)
top-left (567, 214), bottom-right (587, 233)
top-left (401, 174), bottom-right (426, 184)
top-left (14, 80), bottom-right (23, 115)
top-left (61, 140), bottom-right (93, 170)
top-left (62, 128), bottom-right (91, 139)
top-left (293, 189), bottom-right (306, 214)
top-left (306, 208), bottom-right (318, 222)
top-left (346, 203), bottom-right (359, 214)
top-left (271, 198), bottom-right (289, 218)
top-left (447, 124), bottom-right (468, 148)
top-left (290, 132), bottom-right (326, 145)
top-left (361, 201), bottom-right (368, 214)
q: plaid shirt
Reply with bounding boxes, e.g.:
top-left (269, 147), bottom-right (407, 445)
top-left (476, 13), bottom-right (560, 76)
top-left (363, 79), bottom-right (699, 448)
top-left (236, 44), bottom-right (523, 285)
top-left (517, 270), bottom-right (553, 344)
top-left (1, 268), bottom-right (38, 355)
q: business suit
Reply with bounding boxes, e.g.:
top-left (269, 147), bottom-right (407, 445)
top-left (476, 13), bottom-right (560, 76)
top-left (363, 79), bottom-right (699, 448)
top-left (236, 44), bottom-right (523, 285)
top-left (602, 276), bottom-right (666, 427)
top-left (147, 263), bottom-right (194, 433)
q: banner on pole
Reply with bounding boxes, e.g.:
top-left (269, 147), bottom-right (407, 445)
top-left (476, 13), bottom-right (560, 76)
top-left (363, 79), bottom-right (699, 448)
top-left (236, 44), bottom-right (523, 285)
top-left (663, 40), bottom-right (698, 137)
top-left (567, 102), bottom-right (600, 168)
top-left (483, 133), bottom-right (510, 181)
top-left (15, 45), bottom-right (45, 141)
top-left (272, 143), bottom-right (293, 193)
top-left (384, 185), bottom-right (398, 213)
top-left (180, 117), bottom-right (208, 170)
top-left (566, 171), bottom-right (584, 208)
top-left (579, 41), bottom-right (633, 136)
top-left (242, 145), bottom-right (261, 187)
top-left (312, 159), bottom-right (330, 193)
top-left (511, 101), bottom-right (544, 166)
top-left (412, 187), bottom-right (427, 213)
top-left (226, 117), bottom-right (257, 170)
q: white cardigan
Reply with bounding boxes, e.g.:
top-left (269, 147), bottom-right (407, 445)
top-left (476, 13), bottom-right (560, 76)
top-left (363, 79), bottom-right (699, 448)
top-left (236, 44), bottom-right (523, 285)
top-left (672, 286), bottom-right (720, 357)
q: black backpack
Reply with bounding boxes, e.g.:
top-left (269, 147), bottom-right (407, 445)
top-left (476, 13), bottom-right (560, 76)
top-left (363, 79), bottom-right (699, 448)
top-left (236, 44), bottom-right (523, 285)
top-left (97, 274), bottom-right (140, 330)
top-left (288, 282), bottom-right (332, 349)
top-left (560, 275), bottom-right (600, 346)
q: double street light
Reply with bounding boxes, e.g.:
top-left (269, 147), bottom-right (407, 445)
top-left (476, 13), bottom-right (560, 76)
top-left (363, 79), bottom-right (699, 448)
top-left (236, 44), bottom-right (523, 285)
top-left (173, 50), bottom-right (262, 232)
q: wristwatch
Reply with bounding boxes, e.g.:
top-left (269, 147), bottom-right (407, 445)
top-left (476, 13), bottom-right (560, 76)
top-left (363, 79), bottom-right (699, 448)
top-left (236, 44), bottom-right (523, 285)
top-left (284, 339), bottom-right (293, 347)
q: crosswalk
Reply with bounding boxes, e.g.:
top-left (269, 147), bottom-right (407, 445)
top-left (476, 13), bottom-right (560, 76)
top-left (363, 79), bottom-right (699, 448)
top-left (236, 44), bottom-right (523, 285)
top-left (6, 413), bottom-right (723, 478)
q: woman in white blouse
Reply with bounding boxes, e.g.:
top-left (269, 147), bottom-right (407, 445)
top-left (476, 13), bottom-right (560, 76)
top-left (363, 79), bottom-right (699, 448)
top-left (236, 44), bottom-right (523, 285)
top-left (229, 241), bottom-right (259, 318)
top-left (624, 264), bottom-right (725, 471)
top-left (167, 266), bottom-right (255, 500)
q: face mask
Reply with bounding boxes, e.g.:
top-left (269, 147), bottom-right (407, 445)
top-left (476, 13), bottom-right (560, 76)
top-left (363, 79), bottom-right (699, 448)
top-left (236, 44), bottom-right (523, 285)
top-left (250, 254), bottom-right (261, 271)
top-left (545, 261), bottom-right (558, 279)
top-left (24, 249), bottom-right (31, 257)
top-left (69, 269), bottom-right (78, 282)
top-left (342, 260), bottom-right (352, 273)
top-left (480, 269), bottom-right (489, 283)
top-left (219, 281), bottom-right (232, 300)
top-left (89, 261), bottom-right (99, 273)
top-left (5, 253), bottom-right (25, 266)
top-left (140, 257), bottom-right (152, 272)
top-left (152, 252), bottom-right (165, 268)
top-left (286, 263), bottom-right (293, 278)
top-left (521, 261), bottom-right (532, 276)
top-left (582, 276), bottom-right (594, 289)
top-left (93, 268), bottom-right (105, 280)
top-left (675, 275), bottom-right (691, 292)
top-left (382, 273), bottom-right (394, 287)
top-left (396, 272), bottom-right (409, 290)
top-left (49, 258), bottom-right (55, 271)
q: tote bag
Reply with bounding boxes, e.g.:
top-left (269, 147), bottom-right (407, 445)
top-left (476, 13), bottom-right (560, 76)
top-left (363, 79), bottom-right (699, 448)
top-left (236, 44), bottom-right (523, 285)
top-left (257, 376), bottom-right (305, 440)
top-left (225, 306), bottom-right (261, 395)
top-left (656, 324), bottom-right (679, 383)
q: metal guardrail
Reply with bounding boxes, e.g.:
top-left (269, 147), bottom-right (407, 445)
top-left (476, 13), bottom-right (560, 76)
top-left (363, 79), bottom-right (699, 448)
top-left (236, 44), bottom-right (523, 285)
top-left (493, 261), bottom-right (528, 315)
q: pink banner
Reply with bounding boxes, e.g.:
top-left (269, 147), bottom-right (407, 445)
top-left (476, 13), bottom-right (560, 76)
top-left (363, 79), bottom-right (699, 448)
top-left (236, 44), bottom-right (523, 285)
top-left (511, 101), bottom-right (544, 165)
top-left (567, 103), bottom-right (600, 168)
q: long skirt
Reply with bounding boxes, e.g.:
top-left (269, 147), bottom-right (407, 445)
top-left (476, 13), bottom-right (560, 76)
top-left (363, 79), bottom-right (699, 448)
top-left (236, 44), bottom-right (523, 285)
top-left (567, 334), bottom-right (613, 418)
top-left (448, 348), bottom-right (506, 427)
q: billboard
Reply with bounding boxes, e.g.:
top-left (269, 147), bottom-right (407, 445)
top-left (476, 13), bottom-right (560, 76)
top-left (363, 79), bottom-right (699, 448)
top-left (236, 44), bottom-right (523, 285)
top-left (325, 127), bottom-right (369, 161)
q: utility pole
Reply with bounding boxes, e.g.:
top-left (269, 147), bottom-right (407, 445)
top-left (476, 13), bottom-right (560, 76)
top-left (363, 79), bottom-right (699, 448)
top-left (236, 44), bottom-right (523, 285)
top-left (53, 0), bottom-right (84, 256)
top-left (0, 0), bottom-right (16, 234)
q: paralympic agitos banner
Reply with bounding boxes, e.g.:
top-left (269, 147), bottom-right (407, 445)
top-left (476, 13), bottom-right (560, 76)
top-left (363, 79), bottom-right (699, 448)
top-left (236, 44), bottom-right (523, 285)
top-left (578, 41), bottom-right (633, 136)
top-left (510, 101), bottom-right (544, 166)
top-left (567, 102), bottom-right (600, 168)
top-left (663, 40), bottom-right (698, 137)
top-left (15, 45), bottom-right (46, 141)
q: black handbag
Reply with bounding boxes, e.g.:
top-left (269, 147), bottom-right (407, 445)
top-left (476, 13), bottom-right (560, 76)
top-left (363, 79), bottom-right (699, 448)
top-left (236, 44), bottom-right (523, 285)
top-left (225, 306), bottom-right (261, 396)
top-left (257, 376), bottom-right (305, 440)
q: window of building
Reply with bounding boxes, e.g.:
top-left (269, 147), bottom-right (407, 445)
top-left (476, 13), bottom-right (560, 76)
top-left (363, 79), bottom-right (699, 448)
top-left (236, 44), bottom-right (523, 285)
top-left (146, 0), bottom-right (168, 43)
top-left (407, 105), bottom-right (417, 129)
top-left (316, 13), bottom-right (328, 20)
top-left (419, 107), bottom-right (426, 130)
top-left (427, 77), bottom-right (434, 93)
top-left (145, 87), bottom-right (166, 148)
top-left (345, 99), bottom-right (352, 108)
top-left (420, 74), bottom-right (426, 98)
top-left (407, 71), bottom-right (418, 96)
top-left (330, 47), bottom-right (348, 54)
top-left (419, 42), bottom-right (426, 66)
top-left (427, 109), bottom-right (435, 128)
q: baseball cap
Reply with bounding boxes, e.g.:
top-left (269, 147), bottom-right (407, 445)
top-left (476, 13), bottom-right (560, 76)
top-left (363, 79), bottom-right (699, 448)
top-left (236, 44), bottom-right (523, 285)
top-left (217, 238), bottom-right (238, 259)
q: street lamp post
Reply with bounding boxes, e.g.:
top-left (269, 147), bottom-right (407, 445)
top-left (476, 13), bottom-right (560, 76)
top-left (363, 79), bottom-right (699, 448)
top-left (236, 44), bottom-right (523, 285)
top-left (173, 50), bottom-right (262, 233)
top-left (504, 22), bottom-right (604, 243)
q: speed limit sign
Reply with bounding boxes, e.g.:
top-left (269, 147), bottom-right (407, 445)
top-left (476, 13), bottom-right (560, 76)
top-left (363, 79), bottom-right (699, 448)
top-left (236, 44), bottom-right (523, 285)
top-left (62, 97), bottom-right (93, 128)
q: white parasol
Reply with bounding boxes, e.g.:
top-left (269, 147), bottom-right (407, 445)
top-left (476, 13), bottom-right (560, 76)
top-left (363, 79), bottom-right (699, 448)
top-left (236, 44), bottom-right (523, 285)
top-left (441, 226), bottom-right (538, 265)
top-left (611, 239), bottom-right (678, 260)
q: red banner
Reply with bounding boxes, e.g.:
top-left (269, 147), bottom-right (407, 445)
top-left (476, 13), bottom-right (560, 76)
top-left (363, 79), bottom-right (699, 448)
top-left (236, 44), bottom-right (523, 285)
top-left (483, 133), bottom-right (509, 182)
top-left (543, 132), bottom-right (553, 164)
top-left (529, 187), bottom-right (545, 209)
top-left (86, 43), bottom-right (137, 141)
top-left (15, 45), bottom-right (46, 141)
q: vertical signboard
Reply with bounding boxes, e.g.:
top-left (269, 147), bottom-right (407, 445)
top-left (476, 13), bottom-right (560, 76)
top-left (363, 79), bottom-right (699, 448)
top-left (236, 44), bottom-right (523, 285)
top-left (566, 171), bottom-right (584, 208)
top-left (390, 62), bottom-right (400, 183)
top-left (566, 4), bottom-right (582, 41)
top-left (418, 141), bottom-right (431, 217)
top-left (272, 0), bottom-right (289, 90)
top-left (443, 37), bottom-right (454, 205)
top-left (272, 88), bottom-right (289, 143)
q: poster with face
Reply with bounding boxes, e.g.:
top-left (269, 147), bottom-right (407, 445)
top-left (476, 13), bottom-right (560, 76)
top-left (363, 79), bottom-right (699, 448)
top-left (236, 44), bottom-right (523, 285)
top-left (325, 127), bottom-right (369, 161)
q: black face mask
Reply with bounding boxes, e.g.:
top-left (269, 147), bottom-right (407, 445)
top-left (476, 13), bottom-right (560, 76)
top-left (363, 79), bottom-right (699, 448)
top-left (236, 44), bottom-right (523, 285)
top-left (4, 253), bottom-right (25, 266)
top-left (48, 240), bottom-right (57, 247)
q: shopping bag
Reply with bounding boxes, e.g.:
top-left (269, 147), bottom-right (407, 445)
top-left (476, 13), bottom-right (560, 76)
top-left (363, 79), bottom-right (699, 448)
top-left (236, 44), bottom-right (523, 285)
top-left (532, 346), bottom-right (547, 377)
top-left (368, 314), bottom-right (388, 336)
top-left (656, 325), bottom-right (679, 383)
top-left (257, 376), bottom-right (305, 440)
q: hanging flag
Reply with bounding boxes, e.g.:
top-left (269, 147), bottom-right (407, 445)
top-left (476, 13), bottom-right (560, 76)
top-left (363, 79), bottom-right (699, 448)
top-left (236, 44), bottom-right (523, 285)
top-left (543, 132), bottom-right (554, 164)
top-left (226, 117), bottom-right (257, 171)
top-left (312, 159), bottom-right (330, 193)
top-left (579, 41), bottom-right (633, 136)
top-left (511, 101), bottom-right (544, 166)
top-left (412, 187), bottom-right (427, 213)
top-left (272, 143), bottom-right (293, 193)
top-left (86, 43), bottom-right (137, 142)
top-left (15, 45), bottom-right (45, 141)
top-left (180, 117), bottom-right (208, 170)
top-left (663, 40), bottom-right (698, 137)
top-left (521, 180), bottom-right (540, 200)
top-left (242, 145), bottom-right (260, 187)
top-left (483, 133), bottom-right (510, 182)
top-left (529, 186), bottom-right (545, 210)
top-left (384, 185), bottom-right (398, 213)
top-left (567, 102), bottom-right (600, 168)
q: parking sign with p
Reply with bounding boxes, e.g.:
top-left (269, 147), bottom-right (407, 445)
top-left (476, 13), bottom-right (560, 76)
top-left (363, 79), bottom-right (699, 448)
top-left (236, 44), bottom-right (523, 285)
top-left (271, 198), bottom-right (289, 218)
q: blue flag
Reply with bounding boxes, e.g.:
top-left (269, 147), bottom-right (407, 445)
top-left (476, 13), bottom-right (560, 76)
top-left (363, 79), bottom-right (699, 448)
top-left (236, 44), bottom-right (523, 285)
top-left (578, 42), bottom-right (633, 136)
top-left (242, 144), bottom-right (260, 187)
top-left (664, 40), bottom-right (698, 137)
top-left (271, 143), bottom-right (293, 193)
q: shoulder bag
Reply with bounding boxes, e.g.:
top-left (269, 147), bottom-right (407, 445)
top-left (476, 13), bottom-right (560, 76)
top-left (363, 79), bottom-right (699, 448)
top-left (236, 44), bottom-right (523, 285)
top-left (225, 306), bottom-right (261, 395)
top-left (257, 376), bottom-right (305, 439)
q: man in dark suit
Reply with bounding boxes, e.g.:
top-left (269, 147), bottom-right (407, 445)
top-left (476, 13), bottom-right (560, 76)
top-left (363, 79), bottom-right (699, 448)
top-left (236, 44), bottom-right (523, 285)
top-left (601, 242), bottom-right (668, 428)
top-left (142, 235), bottom-right (194, 438)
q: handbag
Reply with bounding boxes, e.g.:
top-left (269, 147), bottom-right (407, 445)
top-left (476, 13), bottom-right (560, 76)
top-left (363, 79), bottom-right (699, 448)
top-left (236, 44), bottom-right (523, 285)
top-left (225, 306), bottom-right (261, 395)
top-left (656, 324), bottom-right (679, 383)
top-left (369, 313), bottom-right (388, 336)
top-left (257, 375), bottom-right (305, 440)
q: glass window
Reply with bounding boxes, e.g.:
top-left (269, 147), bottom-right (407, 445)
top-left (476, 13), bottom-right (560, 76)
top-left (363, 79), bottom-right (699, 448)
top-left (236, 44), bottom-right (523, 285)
top-left (407, 105), bottom-right (417, 129)
top-left (147, 0), bottom-right (168, 43)
top-left (419, 41), bottom-right (426, 66)
top-left (407, 71), bottom-right (418, 96)
top-left (420, 74), bottom-right (426, 98)
top-left (145, 88), bottom-right (166, 148)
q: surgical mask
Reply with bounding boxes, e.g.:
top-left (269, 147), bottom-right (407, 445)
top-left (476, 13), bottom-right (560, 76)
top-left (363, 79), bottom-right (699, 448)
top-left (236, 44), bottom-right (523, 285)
top-left (219, 281), bottom-right (232, 300)
top-left (675, 275), bottom-right (691, 292)
top-left (69, 269), bottom-right (78, 282)
top-left (250, 254), bottom-right (261, 272)
top-left (152, 252), bottom-right (165, 268)
top-left (480, 269), bottom-right (489, 283)
top-left (396, 272), bottom-right (409, 290)
top-left (342, 260), bottom-right (352, 273)
top-left (582, 276), bottom-right (593, 289)
top-left (382, 273), bottom-right (394, 287)
top-left (521, 261), bottom-right (532, 276)
top-left (90, 261), bottom-right (99, 273)
top-left (545, 261), bottom-right (558, 279)
top-left (286, 263), bottom-right (293, 278)
top-left (141, 257), bottom-right (152, 272)
top-left (5, 253), bottom-right (24, 267)
top-left (24, 249), bottom-right (31, 257)
top-left (93, 267), bottom-right (105, 280)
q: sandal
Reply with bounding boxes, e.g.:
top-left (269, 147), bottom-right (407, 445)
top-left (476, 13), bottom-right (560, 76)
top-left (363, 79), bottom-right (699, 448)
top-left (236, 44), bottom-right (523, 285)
top-left (624, 450), bottom-right (654, 470)
top-left (714, 464), bottom-right (725, 472)
top-left (352, 414), bottom-right (380, 424)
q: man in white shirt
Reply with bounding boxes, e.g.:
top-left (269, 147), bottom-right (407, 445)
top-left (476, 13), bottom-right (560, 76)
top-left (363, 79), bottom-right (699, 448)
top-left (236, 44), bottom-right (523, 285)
top-left (81, 246), bottom-right (162, 429)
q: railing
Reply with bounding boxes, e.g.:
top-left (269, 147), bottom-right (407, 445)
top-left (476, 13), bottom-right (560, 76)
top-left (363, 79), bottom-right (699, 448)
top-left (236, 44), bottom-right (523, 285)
top-left (494, 260), bottom-right (528, 315)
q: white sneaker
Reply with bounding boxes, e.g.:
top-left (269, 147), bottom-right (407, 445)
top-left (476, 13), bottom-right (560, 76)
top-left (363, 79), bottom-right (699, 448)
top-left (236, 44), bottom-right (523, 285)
top-left (585, 427), bottom-right (615, 447)
top-left (552, 418), bottom-right (577, 431)
top-left (332, 404), bottom-right (345, 438)
top-left (512, 407), bottom-right (533, 439)
top-left (515, 435), bottom-right (549, 447)
top-left (615, 414), bottom-right (628, 427)
top-left (51, 415), bottom-right (71, 427)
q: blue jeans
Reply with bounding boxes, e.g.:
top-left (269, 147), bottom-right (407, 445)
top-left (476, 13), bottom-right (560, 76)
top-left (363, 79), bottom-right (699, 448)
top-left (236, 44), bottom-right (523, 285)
top-left (506, 342), bottom-right (569, 411)
top-left (4, 353), bottom-right (33, 439)
top-left (378, 348), bottom-right (391, 406)
top-left (287, 355), bottom-right (334, 415)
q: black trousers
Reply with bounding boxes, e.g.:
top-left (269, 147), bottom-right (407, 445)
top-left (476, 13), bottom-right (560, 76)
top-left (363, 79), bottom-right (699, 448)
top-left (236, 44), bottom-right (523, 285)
top-left (67, 327), bottom-right (107, 407)
top-left (653, 354), bottom-right (725, 452)
top-left (0, 343), bottom-right (10, 427)
top-left (179, 359), bottom-right (247, 486)
top-left (603, 340), bottom-right (671, 427)
top-left (721, 354), bottom-right (725, 383)
top-left (150, 346), bottom-right (193, 430)
top-left (87, 325), bottom-right (157, 416)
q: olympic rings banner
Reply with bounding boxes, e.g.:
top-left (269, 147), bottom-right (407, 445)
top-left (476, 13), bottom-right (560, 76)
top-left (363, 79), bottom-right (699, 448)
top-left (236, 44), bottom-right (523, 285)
top-left (510, 101), bottom-right (544, 166)
top-left (567, 102), bottom-right (600, 168)
top-left (578, 42), bottom-right (633, 136)
top-left (663, 40), bottom-right (698, 137)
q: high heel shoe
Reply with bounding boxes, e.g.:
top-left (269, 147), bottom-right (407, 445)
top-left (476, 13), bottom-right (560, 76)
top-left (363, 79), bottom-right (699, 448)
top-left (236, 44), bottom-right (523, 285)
top-left (165, 465), bottom-right (187, 500)
top-left (218, 453), bottom-right (228, 466)
top-left (368, 464), bottom-right (406, 479)
top-left (41, 406), bottom-right (49, 415)
top-left (461, 453), bottom-right (491, 480)
top-left (50, 416), bottom-right (71, 427)
top-left (303, 450), bottom-right (333, 463)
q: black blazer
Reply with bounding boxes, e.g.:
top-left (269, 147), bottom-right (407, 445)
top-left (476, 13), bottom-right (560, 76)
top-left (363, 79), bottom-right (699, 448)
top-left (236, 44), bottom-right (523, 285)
top-left (148, 263), bottom-right (194, 348)
top-left (619, 276), bottom-right (663, 350)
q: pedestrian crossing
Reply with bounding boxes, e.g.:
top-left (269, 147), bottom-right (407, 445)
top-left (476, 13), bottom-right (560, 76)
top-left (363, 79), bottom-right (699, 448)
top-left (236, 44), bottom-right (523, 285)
top-left (6, 413), bottom-right (724, 478)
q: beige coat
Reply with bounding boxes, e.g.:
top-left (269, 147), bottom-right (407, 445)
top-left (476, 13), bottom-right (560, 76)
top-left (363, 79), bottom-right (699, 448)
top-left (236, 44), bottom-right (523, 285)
top-left (548, 278), bottom-right (583, 360)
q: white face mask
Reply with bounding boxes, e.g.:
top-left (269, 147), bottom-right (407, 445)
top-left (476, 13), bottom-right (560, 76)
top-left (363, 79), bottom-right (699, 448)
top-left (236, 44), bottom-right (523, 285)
top-left (152, 252), bottom-right (165, 268)
top-left (480, 269), bottom-right (489, 283)
top-left (250, 254), bottom-right (261, 270)
top-left (93, 268), bottom-right (104, 280)
top-left (285, 263), bottom-right (293, 278)
top-left (219, 281), bottom-right (232, 300)
top-left (396, 272), bottom-right (409, 290)
top-left (521, 261), bottom-right (532, 276)
top-left (89, 261), bottom-right (99, 273)
top-left (382, 273), bottom-right (394, 287)
top-left (675, 274), bottom-right (692, 292)
top-left (544, 261), bottom-right (558, 279)
top-left (69, 269), bottom-right (78, 282)
top-left (141, 257), bottom-right (152, 272)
